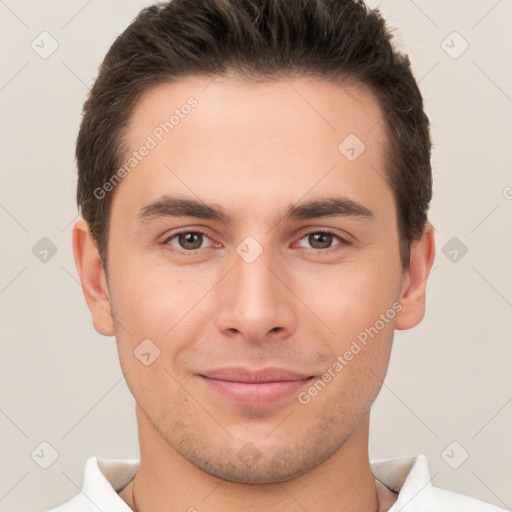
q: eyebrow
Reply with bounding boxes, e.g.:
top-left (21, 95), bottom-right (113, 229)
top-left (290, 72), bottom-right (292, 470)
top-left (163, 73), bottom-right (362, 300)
top-left (137, 195), bottom-right (374, 224)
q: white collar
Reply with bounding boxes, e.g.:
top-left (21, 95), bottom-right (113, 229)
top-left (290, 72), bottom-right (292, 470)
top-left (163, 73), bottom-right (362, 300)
top-left (51, 453), bottom-right (501, 512)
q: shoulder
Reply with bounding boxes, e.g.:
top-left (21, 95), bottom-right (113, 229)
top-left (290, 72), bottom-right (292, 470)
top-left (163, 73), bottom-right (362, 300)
top-left (44, 494), bottom-right (93, 512)
top-left (43, 456), bottom-right (138, 512)
top-left (427, 485), bottom-right (509, 511)
top-left (372, 454), bottom-right (509, 512)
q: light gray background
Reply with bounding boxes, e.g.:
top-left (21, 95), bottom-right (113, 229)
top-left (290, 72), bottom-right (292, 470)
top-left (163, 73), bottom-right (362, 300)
top-left (1, 1), bottom-right (511, 511)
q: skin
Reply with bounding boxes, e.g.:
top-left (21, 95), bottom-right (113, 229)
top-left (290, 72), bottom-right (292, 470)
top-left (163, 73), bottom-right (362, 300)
top-left (73, 75), bottom-right (435, 512)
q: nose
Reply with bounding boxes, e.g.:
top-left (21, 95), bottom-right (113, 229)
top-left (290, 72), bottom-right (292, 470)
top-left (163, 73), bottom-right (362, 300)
top-left (214, 240), bottom-right (297, 343)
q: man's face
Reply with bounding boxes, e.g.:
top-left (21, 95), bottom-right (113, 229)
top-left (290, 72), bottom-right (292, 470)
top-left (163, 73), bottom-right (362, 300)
top-left (104, 76), bottom-right (406, 483)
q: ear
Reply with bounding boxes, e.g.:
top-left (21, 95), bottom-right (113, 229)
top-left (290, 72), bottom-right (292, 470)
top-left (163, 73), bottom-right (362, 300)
top-left (72, 219), bottom-right (115, 336)
top-left (395, 222), bottom-right (436, 330)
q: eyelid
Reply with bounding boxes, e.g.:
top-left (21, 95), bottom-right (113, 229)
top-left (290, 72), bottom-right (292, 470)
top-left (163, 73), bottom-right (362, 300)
top-left (162, 227), bottom-right (217, 251)
top-left (293, 228), bottom-right (350, 251)
top-left (161, 226), bottom-right (351, 254)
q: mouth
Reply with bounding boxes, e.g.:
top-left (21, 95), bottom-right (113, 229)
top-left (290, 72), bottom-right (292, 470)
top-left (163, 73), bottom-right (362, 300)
top-left (197, 367), bottom-right (315, 406)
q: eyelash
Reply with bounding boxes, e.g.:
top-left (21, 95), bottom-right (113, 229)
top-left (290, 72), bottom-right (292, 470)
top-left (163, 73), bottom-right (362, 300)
top-left (162, 228), bottom-right (349, 254)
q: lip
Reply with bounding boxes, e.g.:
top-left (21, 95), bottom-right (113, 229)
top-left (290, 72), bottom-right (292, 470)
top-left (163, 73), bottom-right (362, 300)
top-left (198, 367), bottom-right (314, 406)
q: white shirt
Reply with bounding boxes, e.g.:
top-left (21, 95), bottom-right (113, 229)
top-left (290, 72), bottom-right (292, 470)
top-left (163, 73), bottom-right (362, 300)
top-left (46, 454), bottom-right (508, 511)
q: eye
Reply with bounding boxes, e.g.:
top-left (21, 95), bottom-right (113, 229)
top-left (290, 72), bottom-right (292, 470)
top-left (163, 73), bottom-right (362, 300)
top-left (161, 228), bottom-right (348, 255)
top-left (164, 230), bottom-right (214, 252)
top-left (296, 230), bottom-right (347, 251)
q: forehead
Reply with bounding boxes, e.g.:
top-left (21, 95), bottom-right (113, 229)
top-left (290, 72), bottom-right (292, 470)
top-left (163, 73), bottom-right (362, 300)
top-left (115, 75), bottom-right (391, 222)
top-left (125, 75), bottom-right (386, 149)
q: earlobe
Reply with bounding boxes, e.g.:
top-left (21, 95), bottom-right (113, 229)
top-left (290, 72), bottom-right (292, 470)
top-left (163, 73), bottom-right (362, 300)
top-left (72, 220), bottom-right (115, 336)
top-left (395, 222), bottom-right (436, 331)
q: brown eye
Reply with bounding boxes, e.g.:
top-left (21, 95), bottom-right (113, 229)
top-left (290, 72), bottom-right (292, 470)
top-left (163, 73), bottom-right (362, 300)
top-left (178, 232), bottom-right (203, 250)
top-left (308, 232), bottom-right (333, 249)
top-left (166, 231), bottom-right (210, 251)
top-left (296, 231), bottom-right (346, 251)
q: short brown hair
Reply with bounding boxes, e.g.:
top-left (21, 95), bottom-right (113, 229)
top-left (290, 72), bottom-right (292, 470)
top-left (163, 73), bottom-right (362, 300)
top-left (76, 0), bottom-right (432, 270)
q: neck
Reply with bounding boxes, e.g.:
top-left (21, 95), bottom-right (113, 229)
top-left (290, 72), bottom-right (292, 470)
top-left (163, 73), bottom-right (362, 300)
top-left (119, 405), bottom-right (390, 512)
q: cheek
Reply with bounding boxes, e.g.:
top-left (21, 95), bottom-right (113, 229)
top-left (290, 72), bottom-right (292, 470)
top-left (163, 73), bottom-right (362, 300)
top-left (298, 258), bottom-right (400, 339)
top-left (107, 266), bottom-right (194, 403)
top-left (109, 256), bottom-right (194, 333)
top-left (294, 256), bottom-right (400, 390)
top-left (107, 258), bottom-right (220, 370)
